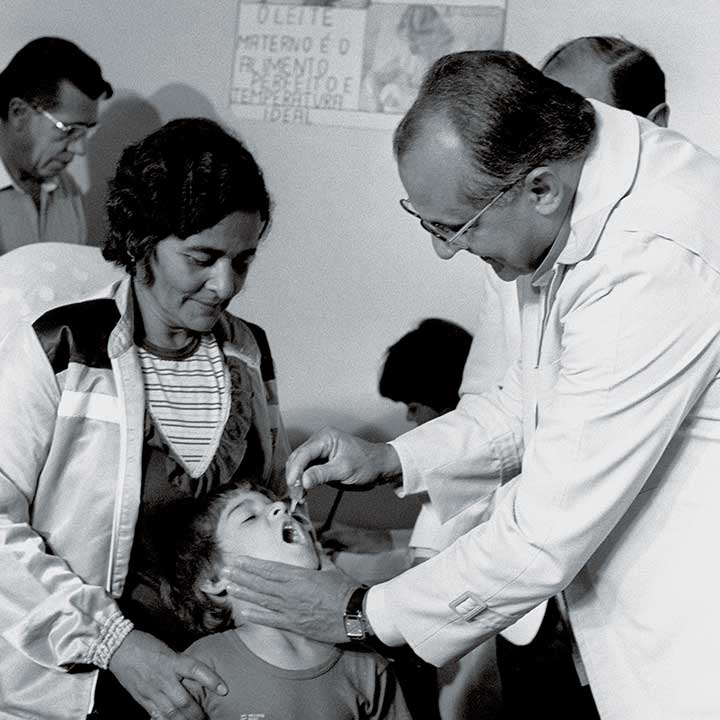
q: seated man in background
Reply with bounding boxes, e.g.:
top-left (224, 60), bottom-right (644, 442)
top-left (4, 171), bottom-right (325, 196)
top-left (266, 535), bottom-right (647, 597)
top-left (0, 36), bottom-right (112, 254)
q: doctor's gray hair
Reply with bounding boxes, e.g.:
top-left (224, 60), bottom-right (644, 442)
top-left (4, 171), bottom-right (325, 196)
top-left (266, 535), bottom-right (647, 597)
top-left (393, 50), bottom-right (595, 204)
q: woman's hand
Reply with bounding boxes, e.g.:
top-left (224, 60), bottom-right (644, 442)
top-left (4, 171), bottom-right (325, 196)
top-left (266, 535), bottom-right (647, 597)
top-left (221, 558), bottom-right (358, 644)
top-left (109, 629), bottom-right (227, 719)
top-left (285, 427), bottom-right (402, 494)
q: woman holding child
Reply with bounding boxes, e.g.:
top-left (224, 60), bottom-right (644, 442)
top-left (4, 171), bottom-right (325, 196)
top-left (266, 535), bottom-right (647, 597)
top-left (0, 118), bottom-right (289, 719)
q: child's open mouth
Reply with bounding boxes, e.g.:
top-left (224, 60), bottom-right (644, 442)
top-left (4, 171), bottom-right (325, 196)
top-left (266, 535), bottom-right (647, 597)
top-left (281, 519), bottom-right (306, 544)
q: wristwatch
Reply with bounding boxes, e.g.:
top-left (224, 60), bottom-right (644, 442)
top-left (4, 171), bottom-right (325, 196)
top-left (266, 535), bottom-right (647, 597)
top-left (343, 585), bottom-right (371, 641)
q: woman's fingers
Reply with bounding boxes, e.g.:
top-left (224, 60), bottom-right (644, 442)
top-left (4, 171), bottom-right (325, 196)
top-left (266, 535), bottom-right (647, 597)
top-left (174, 654), bottom-right (228, 698)
top-left (109, 629), bottom-right (223, 720)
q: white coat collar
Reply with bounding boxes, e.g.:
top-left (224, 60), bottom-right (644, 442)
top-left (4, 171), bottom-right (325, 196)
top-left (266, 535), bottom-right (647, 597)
top-left (531, 100), bottom-right (640, 288)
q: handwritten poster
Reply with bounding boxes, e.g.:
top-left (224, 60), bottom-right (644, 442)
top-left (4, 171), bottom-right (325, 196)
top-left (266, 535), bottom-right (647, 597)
top-left (231, 0), bottom-right (506, 128)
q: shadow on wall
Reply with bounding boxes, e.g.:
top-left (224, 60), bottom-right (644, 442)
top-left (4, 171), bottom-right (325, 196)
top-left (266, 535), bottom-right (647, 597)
top-left (287, 409), bottom-right (411, 449)
top-left (149, 82), bottom-right (221, 124)
top-left (84, 83), bottom-right (221, 245)
top-left (85, 92), bottom-right (162, 245)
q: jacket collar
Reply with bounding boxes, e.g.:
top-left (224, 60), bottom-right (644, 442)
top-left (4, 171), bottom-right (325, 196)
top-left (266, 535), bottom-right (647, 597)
top-left (531, 100), bottom-right (641, 288)
top-left (107, 275), bottom-right (235, 357)
top-left (107, 276), bottom-right (135, 358)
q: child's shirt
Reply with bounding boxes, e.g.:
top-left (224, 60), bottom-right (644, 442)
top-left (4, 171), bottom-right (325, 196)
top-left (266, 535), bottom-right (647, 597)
top-left (185, 630), bottom-right (411, 719)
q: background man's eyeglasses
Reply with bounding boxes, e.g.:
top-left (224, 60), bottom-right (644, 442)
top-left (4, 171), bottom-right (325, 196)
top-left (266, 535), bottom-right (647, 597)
top-left (33, 106), bottom-right (98, 141)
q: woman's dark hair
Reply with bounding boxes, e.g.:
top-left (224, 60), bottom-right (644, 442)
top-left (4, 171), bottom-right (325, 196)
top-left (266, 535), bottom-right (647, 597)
top-left (541, 36), bottom-right (666, 118)
top-left (394, 50), bottom-right (596, 204)
top-left (379, 318), bottom-right (473, 412)
top-left (102, 117), bottom-right (270, 281)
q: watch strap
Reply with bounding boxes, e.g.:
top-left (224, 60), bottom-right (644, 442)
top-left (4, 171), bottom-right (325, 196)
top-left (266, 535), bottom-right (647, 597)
top-left (343, 585), bottom-right (370, 641)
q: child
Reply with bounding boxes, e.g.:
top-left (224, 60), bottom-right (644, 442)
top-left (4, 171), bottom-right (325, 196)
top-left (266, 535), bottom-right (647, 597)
top-left (164, 483), bottom-right (411, 720)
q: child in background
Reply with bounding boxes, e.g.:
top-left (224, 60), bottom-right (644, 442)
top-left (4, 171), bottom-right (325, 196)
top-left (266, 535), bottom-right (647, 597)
top-left (324, 317), bottom-right (475, 576)
top-left (319, 318), bottom-right (501, 720)
top-left (164, 482), bottom-right (411, 720)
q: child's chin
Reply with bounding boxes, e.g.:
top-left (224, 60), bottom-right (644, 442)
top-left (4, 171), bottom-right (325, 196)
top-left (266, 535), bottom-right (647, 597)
top-left (285, 547), bottom-right (320, 570)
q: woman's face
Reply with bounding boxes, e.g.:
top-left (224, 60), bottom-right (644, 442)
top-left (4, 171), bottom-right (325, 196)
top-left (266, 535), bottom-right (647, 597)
top-left (135, 210), bottom-right (263, 345)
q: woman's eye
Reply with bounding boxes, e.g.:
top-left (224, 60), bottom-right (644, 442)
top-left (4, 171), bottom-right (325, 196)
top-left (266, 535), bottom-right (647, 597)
top-left (241, 514), bottom-right (256, 523)
top-left (186, 254), bottom-right (213, 267)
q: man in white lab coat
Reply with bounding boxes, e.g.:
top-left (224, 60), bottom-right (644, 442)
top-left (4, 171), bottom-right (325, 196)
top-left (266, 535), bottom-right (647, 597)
top-left (224, 50), bottom-right (720, 719)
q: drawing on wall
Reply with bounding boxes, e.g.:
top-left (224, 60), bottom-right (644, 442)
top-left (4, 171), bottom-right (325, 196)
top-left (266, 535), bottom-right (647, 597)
top-left (230, 0), bottom-right (506, 128)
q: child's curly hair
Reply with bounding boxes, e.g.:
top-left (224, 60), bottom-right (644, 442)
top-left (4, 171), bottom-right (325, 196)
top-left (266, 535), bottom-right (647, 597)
top-left (161, 485), bottom-right (247, 638)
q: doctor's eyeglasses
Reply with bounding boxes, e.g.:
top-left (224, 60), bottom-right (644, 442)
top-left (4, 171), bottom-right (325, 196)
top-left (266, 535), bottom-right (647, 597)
top-left (399, 185), bottom-right (511, 246)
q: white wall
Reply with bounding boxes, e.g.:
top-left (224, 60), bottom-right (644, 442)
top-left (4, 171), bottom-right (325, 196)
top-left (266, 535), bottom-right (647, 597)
top-left (3, 0), bottom-right (719, 525)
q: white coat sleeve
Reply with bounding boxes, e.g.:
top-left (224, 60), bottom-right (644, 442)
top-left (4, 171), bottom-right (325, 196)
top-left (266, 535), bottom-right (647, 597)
top-left (370, 234), bottom-right (720, 664)
top-left (390, 359), bottom-right (524, 522)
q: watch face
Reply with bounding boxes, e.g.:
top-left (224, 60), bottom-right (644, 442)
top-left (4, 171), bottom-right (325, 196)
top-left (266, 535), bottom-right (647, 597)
top-left (344, 615), bottom-right (366, 640)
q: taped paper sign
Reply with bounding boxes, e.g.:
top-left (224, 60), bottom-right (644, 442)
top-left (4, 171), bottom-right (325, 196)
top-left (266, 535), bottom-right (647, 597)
top-left (231, 0), bottom-right (506, 128)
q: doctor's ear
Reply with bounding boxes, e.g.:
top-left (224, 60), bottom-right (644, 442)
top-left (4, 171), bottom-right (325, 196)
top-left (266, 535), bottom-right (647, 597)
top-left (647, 102), bottom-right (670, 128)
top-left (522, 167), bottom-right (564, 216)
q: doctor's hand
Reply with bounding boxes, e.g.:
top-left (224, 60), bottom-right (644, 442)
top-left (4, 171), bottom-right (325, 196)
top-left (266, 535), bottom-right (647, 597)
top-left (221, 557), bottom-right (359, 644)
top-left (285, 427), bottom-right (402, 494)
top-left (109, 629), bottom-right (227, 719)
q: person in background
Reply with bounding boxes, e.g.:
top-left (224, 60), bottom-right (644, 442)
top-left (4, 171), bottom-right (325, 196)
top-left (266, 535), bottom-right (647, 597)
top-left (379, 317), bottom-right (472, 430)
top-left (0, 117), bottom-right (289, 720)
top-left (541, 35), bottom-right (669, 126)
top-left (325, 317), bottom-right (474, 575)
top-left (0, 36), bottom-right (112, 254)
top-left (324, 318), bottom-right (483, 720)
top-left (165, 482), bottom-right (411, 720)
top-left (224, 49), bottom-right (720, 720)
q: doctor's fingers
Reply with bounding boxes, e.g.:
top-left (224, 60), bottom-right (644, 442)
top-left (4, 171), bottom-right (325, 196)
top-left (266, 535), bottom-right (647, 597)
top-left (286, 429), bottom-right (337, 489)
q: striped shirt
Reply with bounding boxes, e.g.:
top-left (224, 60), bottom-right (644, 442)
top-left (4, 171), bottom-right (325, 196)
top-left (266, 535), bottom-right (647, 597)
top-left (137, 334), bottom-right (229, 478)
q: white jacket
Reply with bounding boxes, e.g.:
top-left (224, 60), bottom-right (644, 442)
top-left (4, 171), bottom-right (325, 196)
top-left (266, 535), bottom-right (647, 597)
top-left (0, 272), bottom-right (289, 719)
top-left (369, 101), bottom-right (720, 719)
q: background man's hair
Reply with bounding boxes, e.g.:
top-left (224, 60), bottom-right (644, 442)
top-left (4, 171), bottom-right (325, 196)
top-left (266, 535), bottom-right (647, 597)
top-left (379, 317), bottom-right (473, 412)
top-left (541, 36), bottom-right (666, 118)
top-left (0, 36), bottom-right (112, 120)
top-left (393, 50), bottom-right (595, 205)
